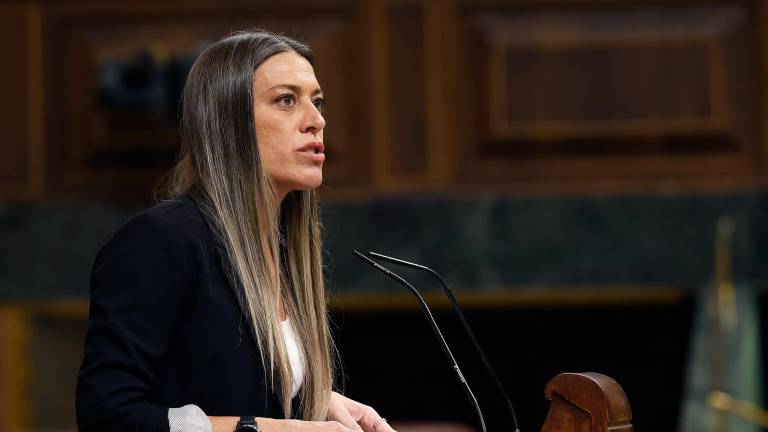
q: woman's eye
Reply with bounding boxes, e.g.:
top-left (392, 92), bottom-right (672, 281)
top-left (312, 98), bottom-right (325, 112)
top-left (277, 95), bottom-right (295, 107)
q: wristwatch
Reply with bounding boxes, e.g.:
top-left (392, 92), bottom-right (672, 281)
top-left (235, 416), bottom-right (260, 432)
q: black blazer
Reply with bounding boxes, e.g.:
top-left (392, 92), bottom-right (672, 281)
top-left (76, 196), bottom-right (285, 432)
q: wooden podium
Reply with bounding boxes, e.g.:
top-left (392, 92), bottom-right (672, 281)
top-left (541, 373), bottom-right (633, 432)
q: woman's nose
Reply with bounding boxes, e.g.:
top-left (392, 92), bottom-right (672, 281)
top-left (302, 102), bottom-right (326, 133)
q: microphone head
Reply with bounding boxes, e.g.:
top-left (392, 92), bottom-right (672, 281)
top-left (352, 250), bottom-right (378, 267)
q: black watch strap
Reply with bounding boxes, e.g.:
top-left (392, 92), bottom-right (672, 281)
top-left (235, 416), bottom-right (260, 432)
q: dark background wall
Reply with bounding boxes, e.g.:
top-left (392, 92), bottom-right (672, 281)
top-left (0, 0), bottom-right (767, 431)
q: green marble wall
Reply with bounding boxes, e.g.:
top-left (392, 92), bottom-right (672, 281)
top-left (0, 193), bottom-right (765, 299)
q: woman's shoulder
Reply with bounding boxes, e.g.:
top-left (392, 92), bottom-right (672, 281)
top-left (100, 195), bottom-right (212, 259)
top-left (138, 195), bottom-right (205, 231)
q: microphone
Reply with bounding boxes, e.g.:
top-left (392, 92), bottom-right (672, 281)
top-left (352, 250), bottom-right (487, 432)
top-left (367, 252), bottom-right (521, 432)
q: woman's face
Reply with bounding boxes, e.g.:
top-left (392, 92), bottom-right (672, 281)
top-left (252, 50), bottom-right (326, 199)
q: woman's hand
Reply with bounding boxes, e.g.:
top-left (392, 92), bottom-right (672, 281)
top-left (211, 417), bottom-right (355, 432)
top-left (327, 392), bottom-right (397, 432)
top-left (208, 392), bottom-right (397, 432)
top-left (258, 418), bottom-right (358, 432)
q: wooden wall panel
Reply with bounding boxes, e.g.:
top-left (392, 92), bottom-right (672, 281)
top-left (0, 7), bottom-right (30, 185)
top-left (0, 303), bottom-right (88, 432)
top-left (374, 0), bottom-right (449, 190)
top-left (453, 3), bottom-right (761, 189)
top-left (387, 3), bottom-right (427, 177)
top-left (43, 2), bottom-right (370, 198)
top-left (0, 4), bottom-right (43, 199)
top-left (0, 309), bottom-right (30, 431)
top-left (761, 0), bottom-right (768, 177)
top-left (1, 0), bottom-right (766, 199)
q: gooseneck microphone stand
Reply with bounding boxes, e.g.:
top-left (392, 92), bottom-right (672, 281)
top-left (352, 251), bottom-right (487, 432)
top-left (367, 252), bottom-right (521, 432)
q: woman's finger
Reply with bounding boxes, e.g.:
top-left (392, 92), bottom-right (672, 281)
top-left (328, 394), bottom-right (365, 432)
top-left (355, 405), bottom-right (385, 432)
top-left (337, 411), bottom-right (365, 432)
top-left (373, 418), bottom-right (397, 432)
top-left (331, 392), bottom-right (397, 432)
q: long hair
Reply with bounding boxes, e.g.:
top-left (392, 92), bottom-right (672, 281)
top-left (166, 29), bottom-right (332, 420)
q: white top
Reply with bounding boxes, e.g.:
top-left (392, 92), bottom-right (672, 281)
top-left (168, 319), bottom-right (305, 432)
top-left (281, 318), bottom-right (305, 399)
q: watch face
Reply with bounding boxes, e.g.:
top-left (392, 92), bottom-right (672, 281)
top-left (236, 426), bottom-right (260, 432)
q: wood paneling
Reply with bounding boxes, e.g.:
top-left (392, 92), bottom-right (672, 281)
top-left (2, 0), bottom-right (768, 199)
top-left (759, 0), bottom-right (768, 178)
top-left (0, 303), bottom-right (88, 431)
top-left (454, 4), bottom-right (760, 187)
top-left (387, 3), bottom-right (428, 177)
top-left (0, 4), bottom-right (43, 199)
top-left (0, 7), bottom-right (30, 185)
top-left (43, 1), bottom-right (370, 197)
top-left (0, 308), bottom-right (30, 431)
top-left (375, 0), bottom-right (449, 190)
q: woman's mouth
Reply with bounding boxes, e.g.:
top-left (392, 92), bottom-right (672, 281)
top-left (297, 142), bottom-right (325, 162)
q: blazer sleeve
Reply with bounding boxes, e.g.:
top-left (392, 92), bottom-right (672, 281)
top-left (76, 211), bottom-right (194, 432)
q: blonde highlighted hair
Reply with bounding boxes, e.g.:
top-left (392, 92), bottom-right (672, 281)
top-left (166, 29), bottom-right (332, 420)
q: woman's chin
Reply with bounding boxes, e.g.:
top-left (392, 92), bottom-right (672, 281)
top-left (275, 170), bottom-right (323, 196)
top-left (294, 175), bottom-right (323, 191)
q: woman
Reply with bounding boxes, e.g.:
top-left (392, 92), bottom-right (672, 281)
top-left (76, 30), bottom-right (394, 432)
